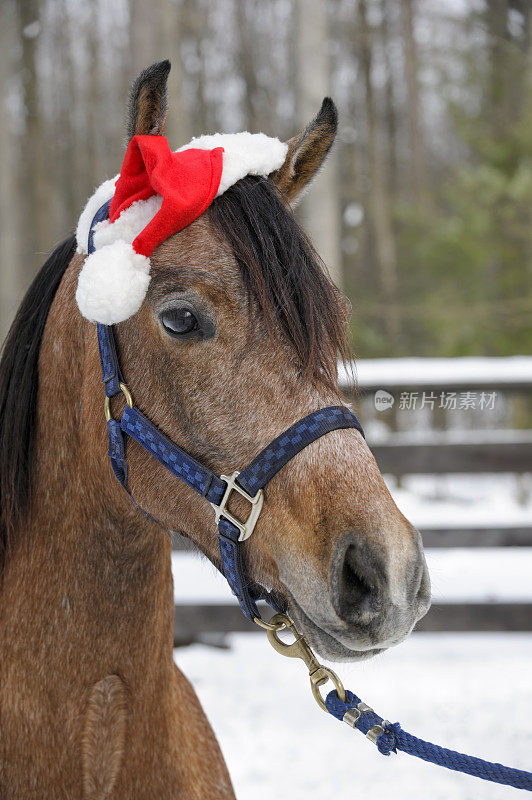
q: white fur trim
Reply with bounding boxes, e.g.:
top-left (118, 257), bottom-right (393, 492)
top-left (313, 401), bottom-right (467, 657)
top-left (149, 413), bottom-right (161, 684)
top-left (178, 132), bottom-right (288, 196)
top-left (76, 133), bottom-right (287, 255)
top-left (75, 175), bottom-right (119, 254)
top-left (93, 195), bottom-right (163, 250)
top-left (76, 132), bottom-right (287, 254)
top-left (76, 241), bottom-right (151, 324)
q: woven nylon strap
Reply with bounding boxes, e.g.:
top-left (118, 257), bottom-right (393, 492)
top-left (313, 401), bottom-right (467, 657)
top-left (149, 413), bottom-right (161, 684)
top-left (89, 202), bottom-right (364, 620)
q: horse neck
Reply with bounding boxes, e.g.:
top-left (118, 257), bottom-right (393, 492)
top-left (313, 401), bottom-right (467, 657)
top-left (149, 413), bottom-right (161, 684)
top-left (3, 256), bottom-right (174, 664)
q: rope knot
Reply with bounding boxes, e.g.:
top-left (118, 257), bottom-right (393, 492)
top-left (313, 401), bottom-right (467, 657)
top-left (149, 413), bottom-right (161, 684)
top-left (377, 721), bottom-right (401, 756)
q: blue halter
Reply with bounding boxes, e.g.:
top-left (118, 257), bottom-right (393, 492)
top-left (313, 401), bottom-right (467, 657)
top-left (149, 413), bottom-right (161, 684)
top-left (88, 202), bottom-right (364, 622)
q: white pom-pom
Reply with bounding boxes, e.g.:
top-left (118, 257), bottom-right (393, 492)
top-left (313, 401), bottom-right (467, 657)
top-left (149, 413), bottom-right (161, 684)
top-left (76, 241), bottom-right (151, 324)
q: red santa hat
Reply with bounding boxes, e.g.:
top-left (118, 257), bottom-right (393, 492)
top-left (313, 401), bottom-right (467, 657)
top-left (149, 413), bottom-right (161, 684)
top-left (76, 132), bottom-right (288, 324)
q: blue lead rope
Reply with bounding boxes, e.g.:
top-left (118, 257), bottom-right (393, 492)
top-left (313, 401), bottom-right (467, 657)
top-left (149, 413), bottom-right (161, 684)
top-left (325, 689), bottom-right (532, 791)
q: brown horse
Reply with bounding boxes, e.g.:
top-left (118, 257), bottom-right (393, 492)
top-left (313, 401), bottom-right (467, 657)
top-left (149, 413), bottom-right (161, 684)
top-left (0, 62), bottom-right (430, 799)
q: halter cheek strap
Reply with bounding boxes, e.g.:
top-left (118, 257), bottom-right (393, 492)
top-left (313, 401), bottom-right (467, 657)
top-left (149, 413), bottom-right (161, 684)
top-left (89, 203), bottom-right (365, 621)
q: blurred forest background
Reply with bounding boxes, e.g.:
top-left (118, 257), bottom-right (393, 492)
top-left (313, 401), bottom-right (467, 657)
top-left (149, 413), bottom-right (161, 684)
top-left (0, 0), bottom-right (530, 357)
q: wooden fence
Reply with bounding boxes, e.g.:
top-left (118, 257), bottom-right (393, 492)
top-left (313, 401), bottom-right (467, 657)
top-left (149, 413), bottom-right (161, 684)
top-left (174, 357), bottom-right (532, 643)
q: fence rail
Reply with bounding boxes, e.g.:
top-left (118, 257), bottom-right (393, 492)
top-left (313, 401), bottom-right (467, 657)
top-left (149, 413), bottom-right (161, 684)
top-left (420, 525), bottom-right (532, 547)
top-left (339, 356), bottom-right (532, 393)
top-left (371, 432), bottom-right (532, 475)
top-left (173, 602), bottom-right (532, 645)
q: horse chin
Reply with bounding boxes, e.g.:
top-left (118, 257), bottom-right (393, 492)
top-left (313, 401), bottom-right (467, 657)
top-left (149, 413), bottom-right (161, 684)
top-left (286, 595), bottom-right (387, 663)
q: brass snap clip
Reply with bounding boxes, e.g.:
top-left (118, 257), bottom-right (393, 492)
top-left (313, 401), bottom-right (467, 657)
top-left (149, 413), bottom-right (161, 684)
top-left (263, 613), bottom-right (346, 712)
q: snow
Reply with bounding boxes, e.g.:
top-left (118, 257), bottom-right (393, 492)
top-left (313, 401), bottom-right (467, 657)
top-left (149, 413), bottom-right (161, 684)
top-left (389, 473), bottom-right (532, 530)
top-left (172, 546), bottom-right (532, 605)
top-left (425, 548), bottom-right (532, 602)
top-left (175, 632), bottom-right (532, 800)
top-left (339, 356), bottom-right (532, 389)
top-left (173, 551), bottom-right (234, 604)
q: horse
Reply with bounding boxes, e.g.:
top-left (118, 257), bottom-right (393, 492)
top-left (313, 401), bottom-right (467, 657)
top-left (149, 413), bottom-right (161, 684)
top-left (0, 61), bottom-right (430, 799)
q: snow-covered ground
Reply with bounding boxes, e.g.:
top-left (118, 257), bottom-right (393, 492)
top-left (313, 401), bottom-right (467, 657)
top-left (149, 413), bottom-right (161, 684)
top-left (175, 633), bottom-right (532, 800)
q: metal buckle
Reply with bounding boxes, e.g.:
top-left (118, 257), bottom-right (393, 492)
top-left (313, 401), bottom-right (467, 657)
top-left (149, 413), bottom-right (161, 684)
top-left (210, 470), bottom-right (264, 542)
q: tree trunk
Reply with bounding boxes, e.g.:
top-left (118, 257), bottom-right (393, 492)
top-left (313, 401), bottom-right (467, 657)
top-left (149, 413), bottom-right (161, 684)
top-left (381, 0), bottom-right (398, 198)
top-left (0, 0), bottom-right (22, 343)
top-left (85, 0), bottom-right (102, 189)
top-left (17, 0), bottom-right (49, 286)
top-left (294, 0), bottom-right (342, 287)
top-left (358, 0), bottom-right (399, 342)
top-left (52, 0), bottom-right (78, 236)
top-left (236, 1), bottom-right (261, 132)
top-left (159, 0), bottom-right (191, 147)
top-left (401, 0), bottom-right (428, 205)
top-left (181, 0), bottom-right (210, 134)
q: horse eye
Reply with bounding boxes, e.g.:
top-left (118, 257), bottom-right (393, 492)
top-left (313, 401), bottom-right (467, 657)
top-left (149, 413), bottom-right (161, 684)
top-left (160, 307), bottom-right (199, 337)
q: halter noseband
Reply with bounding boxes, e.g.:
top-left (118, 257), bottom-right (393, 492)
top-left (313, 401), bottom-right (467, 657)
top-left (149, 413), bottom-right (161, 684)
top-left (89, 202), bottom-right (364, 623)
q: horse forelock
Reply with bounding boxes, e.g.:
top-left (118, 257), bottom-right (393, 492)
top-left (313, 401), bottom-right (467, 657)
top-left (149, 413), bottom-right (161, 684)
top-left (207, 175), bottom-right (350, 391)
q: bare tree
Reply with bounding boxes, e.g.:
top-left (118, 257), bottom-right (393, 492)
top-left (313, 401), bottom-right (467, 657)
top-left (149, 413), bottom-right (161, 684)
top-left (51, 0), bottom-right (78, 234)
top-left (294, 0), bottom-right (342, 286)
top-left (381, 0), bottom-right (399, 198)
top-left (401, 0), bottom-right (429, 205)
top-left (358, 0), bottom-right (399, 340)
top-left (0, 0), bottom-right (22, 342)
top-left (235, 1), bottom-right (261, 132)
top-left (17, 0), bottom-right (49, 285)
top-left (159, 0), bottom-right (191, 147)
top-left (181, 0), bottom-right (210, 134)
top-left (129, 0), bottom-right (161, 76)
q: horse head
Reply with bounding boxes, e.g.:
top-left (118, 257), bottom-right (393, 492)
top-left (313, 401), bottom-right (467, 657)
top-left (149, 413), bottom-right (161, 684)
top-left (77, 61), bottom-right (430, 661)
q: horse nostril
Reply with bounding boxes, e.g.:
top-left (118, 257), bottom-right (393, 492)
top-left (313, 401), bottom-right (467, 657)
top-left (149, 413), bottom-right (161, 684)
top-left (333, 542), bottom-right (379, 623)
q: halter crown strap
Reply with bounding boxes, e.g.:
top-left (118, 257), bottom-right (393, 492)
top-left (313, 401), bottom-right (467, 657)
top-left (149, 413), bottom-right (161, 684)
top-left (89, 202), bottom-right (365, 621)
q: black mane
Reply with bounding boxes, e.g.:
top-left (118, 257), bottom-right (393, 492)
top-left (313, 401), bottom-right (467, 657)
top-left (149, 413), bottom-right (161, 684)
top-left (0, 237), bottom-right (76, 566)
top-left (208, 176), bottom-right (349, 389)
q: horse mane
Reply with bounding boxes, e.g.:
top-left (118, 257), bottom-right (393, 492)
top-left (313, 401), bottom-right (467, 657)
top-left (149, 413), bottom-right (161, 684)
top-left (0, 237), bottom-right (76, 568)
top-left (208, 176), bottom-right (350, 390)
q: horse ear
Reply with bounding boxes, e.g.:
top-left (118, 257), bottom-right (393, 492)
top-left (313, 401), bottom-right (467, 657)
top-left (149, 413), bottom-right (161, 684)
top-left (271, 98), bottom-right (338, 205)
top-left (126, 60), bottom-right (171, 141)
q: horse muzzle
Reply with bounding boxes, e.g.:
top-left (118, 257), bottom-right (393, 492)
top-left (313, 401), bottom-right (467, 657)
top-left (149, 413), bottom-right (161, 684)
top-left (283, 531), bottom-right (431, 662)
